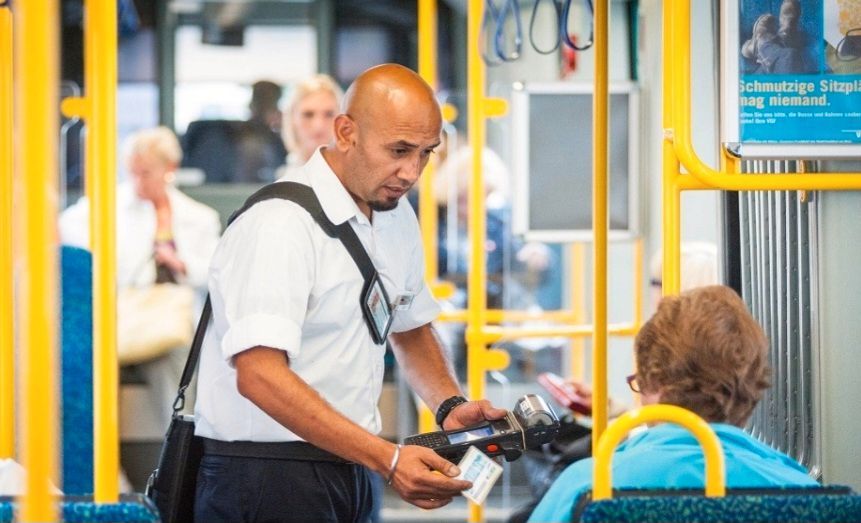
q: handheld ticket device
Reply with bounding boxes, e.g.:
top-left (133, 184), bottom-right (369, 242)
top-left (404, 394), bottom-right (560, 463)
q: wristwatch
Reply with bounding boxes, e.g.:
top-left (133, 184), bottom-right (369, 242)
top-left (435, 395), bottom-right (468, 427)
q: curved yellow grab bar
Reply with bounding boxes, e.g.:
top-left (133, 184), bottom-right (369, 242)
top-left (668, 0), bottom-right (861, 191)
top-left (593, 404), bottom-right (726, 500)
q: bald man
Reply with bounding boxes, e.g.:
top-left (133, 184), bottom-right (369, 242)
top-left (193, 64), bottom-right (506, 522)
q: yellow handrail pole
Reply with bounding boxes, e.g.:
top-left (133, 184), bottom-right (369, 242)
top-left (416, 0), bottom-right (439, 434)
top-left (593, 405), bottom-right (726, 500)
top-left (467, 0), bottom-right (488, 519)
top-left (16, 0), bottom-right (60, 520)
top-left (418, 0), bottom-right (439, 285)
top-left (670, 0), bottom-right (861, 191)
top-left (569, 243), bottom-right (586, 381)
top-left (633, 238), bottom-right (643, 327)
top-left (591, 0), bottom-right (610, 453)
top-left (662, 176), bottom-right (682, 296)
top-left (0, 1), bottom-right (14, 460)
top-left (661, 2), bottom-right (682, 296)
top-left (87, 0), bottom-right (120, 502)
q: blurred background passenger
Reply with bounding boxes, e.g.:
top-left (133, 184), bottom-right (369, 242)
top-left (235, 80), bottom-right (289, 182)
top-left (182, 80), bottom-right (287, 183)
top-left (529, 286), bottom-right (818, 522)
top-left (60, 126), bottom-right (221, 429)
top-left (433, 145), bottom-right (557, 311)
top-left (430, 146), bottom-right (560, 380)
top-left (649, 241), bottom-right (719, 307)
top-left (279, 73), bottom-right (343, 178)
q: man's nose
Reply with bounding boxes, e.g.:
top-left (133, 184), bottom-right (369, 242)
top-left (399, 157), bottom-right (423, 184)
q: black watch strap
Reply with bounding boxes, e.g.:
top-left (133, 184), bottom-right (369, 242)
top-left (435, 395), bottom-right (468, 427)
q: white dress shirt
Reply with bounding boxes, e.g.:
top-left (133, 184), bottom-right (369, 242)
top-left (194, 148), bottom-right (440, 442)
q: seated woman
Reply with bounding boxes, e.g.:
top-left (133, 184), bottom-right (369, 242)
top-left (528, 285), bottom-right (818, 523)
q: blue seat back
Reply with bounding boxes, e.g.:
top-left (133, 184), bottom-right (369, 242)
top-left (61, 246), bottom-right (94, 495)
top-left (573, 486), bottom-right (861, 523)
top-left (0, 494), bottom-right (159, 523)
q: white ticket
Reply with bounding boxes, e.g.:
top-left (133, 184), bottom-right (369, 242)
top-left (455, 445), bottom-right (503, 505)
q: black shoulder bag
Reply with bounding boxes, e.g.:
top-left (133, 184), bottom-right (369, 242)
top-left (146, 182), bottom-right (393, 522)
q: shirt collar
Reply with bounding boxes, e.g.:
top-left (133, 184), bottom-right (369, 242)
top-left (304, 147), bottom-right (365, 226)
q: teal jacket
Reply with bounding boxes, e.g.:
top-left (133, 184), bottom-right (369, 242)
top-left (528, 423), bottom-right (818, 523)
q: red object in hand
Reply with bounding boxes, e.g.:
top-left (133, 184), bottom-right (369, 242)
top-left (538, 372), bottom-right (592, 416)
top-left (561, 35), bottom-right (579, 77)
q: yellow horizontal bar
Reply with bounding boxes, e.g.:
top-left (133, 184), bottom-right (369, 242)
top-left (60, 96), bottom-right (88, 119)
top-left (593, 404), bottom-right (726, 500)
top-left (482, 97), bottom-right (508, 118)
top-left (480, 322), bottom-right (639, 344)
top-left (438, 308), bottom-right (581, 324)
top-left (0, 3), bottom-right (14, 459)
top-left (429, 281), bottom-right (456, 300)
top-left (670, 0), bottom-right (861, 191)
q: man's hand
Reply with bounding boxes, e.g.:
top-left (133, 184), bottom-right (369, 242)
top-left (441, 400), bottom-right (507, 431)
top-left (388, 445), bottom-right (472, 510)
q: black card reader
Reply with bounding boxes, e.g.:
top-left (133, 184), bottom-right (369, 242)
top-left (403, 394), bottom-right (560, 463)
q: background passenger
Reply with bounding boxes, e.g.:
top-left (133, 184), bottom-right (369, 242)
top-left (235, 80), bottom-right (289, 183)
top-left (279, 73), bottom-right (344, 178)
top-left (431, 146), bottom-right (560, 374)
top-left (528, 286), bottom-right (818, 523)
top-left (60, 126), bottom-right (221, 429)
top-left (182, 80), bottom-right (287, 183)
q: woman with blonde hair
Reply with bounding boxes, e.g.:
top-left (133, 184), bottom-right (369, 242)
top-left (281, 74), bottom-right (344, 175)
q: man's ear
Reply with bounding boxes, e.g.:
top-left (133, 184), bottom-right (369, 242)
top-left (333, 114), bottom-right (356, 152)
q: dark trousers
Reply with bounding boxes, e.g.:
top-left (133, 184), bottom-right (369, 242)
top-left (194, 454), bottom-right (374, 523)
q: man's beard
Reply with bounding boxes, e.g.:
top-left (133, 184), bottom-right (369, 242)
top-left (369, 198), bottom-right (399, 212)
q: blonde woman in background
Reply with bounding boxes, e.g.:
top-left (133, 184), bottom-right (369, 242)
top-left (280, 74), bottom-right (344, 177)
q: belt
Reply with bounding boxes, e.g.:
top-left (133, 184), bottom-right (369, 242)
top-left (201, 437), bottom-right (352, 464)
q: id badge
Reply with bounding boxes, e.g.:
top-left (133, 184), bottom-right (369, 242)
top-left (361, 272), bottom-right (394, 345)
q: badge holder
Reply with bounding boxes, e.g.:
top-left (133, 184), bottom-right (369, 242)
top-left (361, 272), bottom-right (394, 345)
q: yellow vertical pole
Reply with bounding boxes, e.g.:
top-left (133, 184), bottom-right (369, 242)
top-left (467, 0), bottom-right (487, 520)
top-left (591, 0), bottom-right (610, 453)
top-left (0, 1), bottom-right (15, 460)
top-left (662, 0), bottom-right (681, 296)
top-left (633, 238), bottom-right (643, 326)
top-left (86, 0), bottom-right (120, 503)
top-left (16, 0), bottom-right (60, 520)
top-left (569, 243), bottom-right (586, 381)
top-left (417, 0), bottom-right (439, 435)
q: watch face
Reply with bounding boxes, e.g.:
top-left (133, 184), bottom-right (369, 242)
top-left (362, 272), bottom-right (393, 344)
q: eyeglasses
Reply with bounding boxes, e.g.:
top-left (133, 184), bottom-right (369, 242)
top-left (626, 374), bottom-right (641, 394)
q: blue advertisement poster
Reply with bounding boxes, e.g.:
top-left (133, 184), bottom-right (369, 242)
top-left (738, 0), bottom-right (861, 144)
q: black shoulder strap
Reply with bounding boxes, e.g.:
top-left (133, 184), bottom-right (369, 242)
top-left (172, 182), bottom-right (377, 415)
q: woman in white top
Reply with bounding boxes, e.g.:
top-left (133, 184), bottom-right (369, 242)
top-left (60, 126), bottom-right (221, 431)
top-left (279, 74), bottom-right (343, 177)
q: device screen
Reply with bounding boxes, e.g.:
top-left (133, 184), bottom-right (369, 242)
top-left (447, 425), bottom-right (494, 444)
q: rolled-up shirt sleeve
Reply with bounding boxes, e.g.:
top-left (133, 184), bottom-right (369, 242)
top-left (209, 201), bottom-right (315, 365)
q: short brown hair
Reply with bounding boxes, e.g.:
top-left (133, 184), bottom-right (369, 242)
top-left (635, 285), bottom-right (770, 427)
